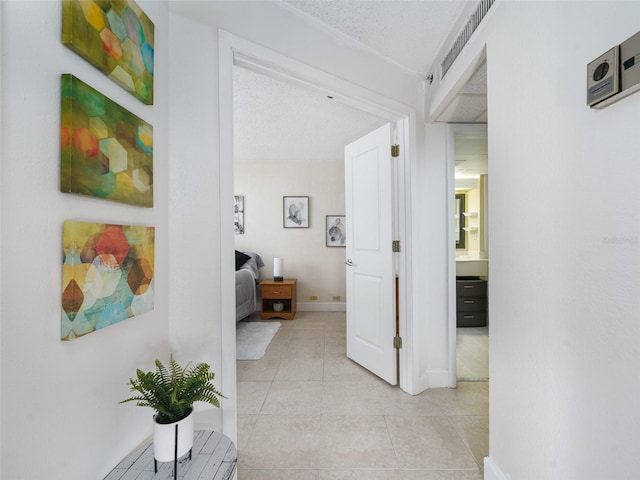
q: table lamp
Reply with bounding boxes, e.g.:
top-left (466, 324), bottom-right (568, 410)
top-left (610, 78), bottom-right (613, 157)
top-left (273, 257), bottom-right (284, 282)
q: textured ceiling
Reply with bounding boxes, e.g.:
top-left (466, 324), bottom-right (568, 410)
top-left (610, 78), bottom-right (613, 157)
top-left (234, 0), bottom-right (488, 163)
top-left (284, 0), bottom-right (469, 76)
top-left (233, 67), bottom-right (388, 162)
top-left (455, 133), bottom-right (488, 180)
top-left (437, 60), bottom-right (488, 123)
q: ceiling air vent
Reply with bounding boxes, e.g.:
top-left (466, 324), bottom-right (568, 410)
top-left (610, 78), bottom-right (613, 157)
top-left (441, 0), bottom-right (494, 79)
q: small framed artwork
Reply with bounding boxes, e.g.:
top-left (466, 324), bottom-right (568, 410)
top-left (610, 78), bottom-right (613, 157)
top-left (326, 215), bottom-right (346, 247)
top-left (234, 195), bottom-right (244, 234)
top-left (283, 196), bottom-right (309, 228)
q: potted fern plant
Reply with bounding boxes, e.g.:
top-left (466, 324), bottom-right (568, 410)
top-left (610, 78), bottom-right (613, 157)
top-left (120, 355), bottom-right (225, 463)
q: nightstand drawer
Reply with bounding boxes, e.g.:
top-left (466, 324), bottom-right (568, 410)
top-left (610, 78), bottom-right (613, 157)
top-left (262, 285), bottom-right (292, 299)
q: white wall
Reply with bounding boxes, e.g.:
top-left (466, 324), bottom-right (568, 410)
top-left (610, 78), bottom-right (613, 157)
top-left (415, 122), bottom-right (450, 387)
top-left (0, 1), bottom-right (170, 478)
top-left (427, 2), bottom-right (640, 478)
top-left (488, 4), bottom-right (640, 477)
top-left (0, 4), bottom-right (4, 476)
top-left (166, 12), bottom-right (227, 436)
top-left (235, 160), bottom-right (347, 307)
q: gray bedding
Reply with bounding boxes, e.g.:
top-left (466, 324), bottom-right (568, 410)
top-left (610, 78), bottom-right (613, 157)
top-left (235, 252), bottom-right (264, 322)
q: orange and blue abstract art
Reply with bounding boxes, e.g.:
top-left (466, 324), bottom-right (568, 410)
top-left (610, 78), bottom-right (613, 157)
top-left (60, 74), bottom-right (153, 207)
top-left (62, 0), bottom-right (154, 104)
top-left (61, 221), bottom-right (155, 340)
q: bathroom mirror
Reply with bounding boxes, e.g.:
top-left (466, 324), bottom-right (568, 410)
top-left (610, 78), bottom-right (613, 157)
top-left (456, 193), bottom-right (465, 249)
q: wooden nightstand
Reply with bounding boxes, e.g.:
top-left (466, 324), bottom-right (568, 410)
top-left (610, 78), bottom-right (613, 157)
top-left (260, 278), bottom-right (297, 320)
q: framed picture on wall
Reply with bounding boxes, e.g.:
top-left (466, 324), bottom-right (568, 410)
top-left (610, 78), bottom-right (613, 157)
top-left (283, 196), bottom-right (309, 228)
top-left (326, 215), bottom-right (346, 247)
top-left (234, 195), bottom-right (244, 234)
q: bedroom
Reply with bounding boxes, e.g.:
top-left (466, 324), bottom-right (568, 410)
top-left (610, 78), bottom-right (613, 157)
top-left (231, 66), bottom-right (389, 324)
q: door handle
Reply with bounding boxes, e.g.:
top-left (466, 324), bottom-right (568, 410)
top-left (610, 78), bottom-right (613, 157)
top-left (345, 258), bottom-right (354, 266)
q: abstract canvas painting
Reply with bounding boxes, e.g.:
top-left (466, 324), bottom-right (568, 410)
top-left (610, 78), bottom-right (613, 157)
top-left (61, 220), bottom-right (155, 340)
top-left (60, 74), bottom-right (153, 207)
top-left (62, 0), bottom-right (154, 104)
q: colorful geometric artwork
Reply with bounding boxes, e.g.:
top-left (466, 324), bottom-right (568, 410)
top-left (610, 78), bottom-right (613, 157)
top-left (61, 220), bottom-right (155, 341)
top-left (62, 0), bottom-right (154, 104)
top-left (60, 74), bottom-right (153, 207)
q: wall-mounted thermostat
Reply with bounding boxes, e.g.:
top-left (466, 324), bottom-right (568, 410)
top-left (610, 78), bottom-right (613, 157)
top-left (620, 31), bottom-right (640, 92)
top-left (588, 31), bottom-right (640, 109)
top-left (587, 47), bottom-right (620, 106)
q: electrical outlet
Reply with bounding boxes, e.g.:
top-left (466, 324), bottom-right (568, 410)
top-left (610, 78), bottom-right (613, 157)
top-left (310, 295), bottom-right (318, 301)
top-left (332, 295), bottom-right (341, 301)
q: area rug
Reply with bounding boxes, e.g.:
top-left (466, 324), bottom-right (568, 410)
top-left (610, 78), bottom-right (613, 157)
top-left (236, 321), bottom-right (281, 360)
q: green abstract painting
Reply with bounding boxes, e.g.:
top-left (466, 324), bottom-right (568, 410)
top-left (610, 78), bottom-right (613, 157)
top-left (62, 0), bottom-right (154, 105)
top-left (62, 221), bottom-right (155, 340)
top-left (60, 74), bottom-right (153, 207)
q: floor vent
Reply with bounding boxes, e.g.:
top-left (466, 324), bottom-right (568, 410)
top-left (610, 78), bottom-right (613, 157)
top-left (441, 0), bottom-right (494, 79)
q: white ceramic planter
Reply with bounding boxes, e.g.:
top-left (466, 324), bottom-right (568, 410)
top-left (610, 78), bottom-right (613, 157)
top-left (152, 407), bottom-right (195, 462)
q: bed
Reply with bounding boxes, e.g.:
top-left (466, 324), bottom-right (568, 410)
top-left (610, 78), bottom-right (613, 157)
top-left (235, 251), bottom-right (264, 322)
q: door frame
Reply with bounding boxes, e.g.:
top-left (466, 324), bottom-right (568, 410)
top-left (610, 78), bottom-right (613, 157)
top-left (218, 30), bottom-right (416, 399)
top-left (446, 123), bottom-right (488, 387)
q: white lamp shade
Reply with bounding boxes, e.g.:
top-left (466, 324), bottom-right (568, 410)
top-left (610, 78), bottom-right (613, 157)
top-left (273, 257), bottom-right (284, 278)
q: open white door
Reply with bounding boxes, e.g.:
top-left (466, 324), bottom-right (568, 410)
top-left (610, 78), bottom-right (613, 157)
top-left (344, 123), bottom-right (396, 385)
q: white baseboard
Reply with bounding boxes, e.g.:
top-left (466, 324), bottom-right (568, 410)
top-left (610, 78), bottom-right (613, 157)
top-left (297, 302), bottom-right (346, 312)
top-left (427, 369), bottom-right (451, 388)
top-left (484, 457), bottom-right (510, 480)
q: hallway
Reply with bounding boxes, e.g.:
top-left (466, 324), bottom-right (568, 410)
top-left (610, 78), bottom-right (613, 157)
top-left (237, 311), bottom-right (488, 479)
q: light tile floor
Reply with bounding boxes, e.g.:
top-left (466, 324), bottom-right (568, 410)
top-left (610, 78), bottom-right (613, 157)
top-left (237, 311), bottom-right (488, 479)
top-left (456, 327), bottom-right (489, 381)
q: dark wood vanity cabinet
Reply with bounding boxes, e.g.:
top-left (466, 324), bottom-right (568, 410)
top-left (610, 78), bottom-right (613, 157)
top-left (456, 277), bottom-right (487, 327)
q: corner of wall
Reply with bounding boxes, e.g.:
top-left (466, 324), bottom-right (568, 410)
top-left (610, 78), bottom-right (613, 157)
top-left (484, 457), bottom-right (511, 480)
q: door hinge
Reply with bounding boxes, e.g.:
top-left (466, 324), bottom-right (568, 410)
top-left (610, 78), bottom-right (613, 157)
top-left (391, 144), bottom-right (400, 157)
top-left (392, 240), bottom-right (400, 252)
top-left (394, 335), bottom-right (403, 349)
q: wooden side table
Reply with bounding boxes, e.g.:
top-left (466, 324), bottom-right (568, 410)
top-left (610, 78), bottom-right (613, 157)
top-left (104, 430), bottom-right (236, 479)
top-left (260, 278), bottom-right (297, 320)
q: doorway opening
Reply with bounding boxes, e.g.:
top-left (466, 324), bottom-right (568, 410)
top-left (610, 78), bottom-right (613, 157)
top-left (219, 32), bottom-right (418, 425)
top-left (452, 128), bottom-right (488, 382)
